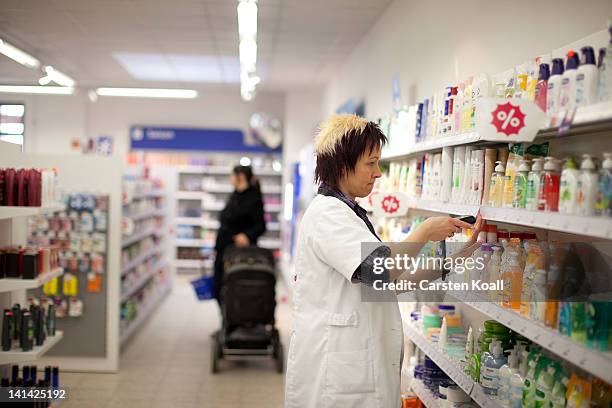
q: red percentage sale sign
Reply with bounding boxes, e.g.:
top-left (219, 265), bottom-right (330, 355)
top-left (491, 102), bottom-right (526, 136)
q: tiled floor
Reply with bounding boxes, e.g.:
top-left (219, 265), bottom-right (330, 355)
top-left (62, 275), bottom-right (291, 408)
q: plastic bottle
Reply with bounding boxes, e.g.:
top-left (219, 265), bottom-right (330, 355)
top-left (498, 349), bottom-right (519, 404)
top-left (500, 240), bottom-right (523, 309)
top-left (547, 58), bottom-right (565, 116)
top-left (512, 160), bottom-right (531, 208)
top-left (487, 246), bottom-right (502, 302)
top-left (509, 363), bottom-right (526, 408)
top-left (551, 376), bottom-right (569, 408)
top-left (526, 158), bottom-right (545, 211)
top-left (544, 265), bottom-right (561, 329)
top-left (559, 157), bottom-right (580, 214)
top-left (535, 365), bottom-right (557, 408)
top-left (598, 19), bottom-right (612, 102)
top-left (522, 354), bottom-right (541, 407)
top-left (534, 63), bottom-right (551, 112)
top-left (571, 303), bottom-right (587, 343)
top-left (488, 161), bottom-right (506, 207)
top-left (559, 51), bottom-right (580, 111)
top-left (576, 154), bottom-right (598, 216)
top-left (575, 46), bottom-right (599, 107)
top-left (530, 269), bottom-right (548, 324)
top-left (595, 152), bottom-right (612, 216)
top-left (481, 340), bottom-right (508, 395)
top-left (538, 157), bottom-right (561, 212)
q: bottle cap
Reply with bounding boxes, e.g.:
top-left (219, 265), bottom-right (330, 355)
top-left (495, 161), bottom-right (506, 172)
top-left (602, 153), bottom-right (612, 169)
top-left (480, 243), bottom-right (493, 252)
top-left (531, 157), bottom-right (545, 171)
top-left (538, 63), bottom-right (551, 81)
top-left (580, 154), bottom-right (596, 170)
top-left (544, 157), bottom-right (559, 171)
top-left (551, 58), bottom-right (565, 76)
top-left (565, 51), bottom-right (580, 70)
top-left (563, 157), bottom-right (578, 169)
top-left (580, 46), bottom-right (596, 65)
top-left (518, 160), bottom-right (531, 172)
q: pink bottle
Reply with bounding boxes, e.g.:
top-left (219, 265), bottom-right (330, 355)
top-left (534, 63), bottom-right (550, 112)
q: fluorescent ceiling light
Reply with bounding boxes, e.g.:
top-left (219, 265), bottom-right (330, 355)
top-left (0, 123), bottom-right (24, 135)
top-left (0, 134), bottom-right (24, 145)
top-left (237, 0), bottom-right (258, 39)
top-left (240, 156), bottom-right (251, 166)
top-left (0, 85), bottom-right (74, 95)
top-left (0, 105), bottom-right (25, 117)
top-left (0, 38), bottom-right (40, 69)
top-left (43, 65), bottom-right (75, 87)
top-left (239, 39), bottom-right (257, 71)
top-left (95, 87), bottom-right (198, 99)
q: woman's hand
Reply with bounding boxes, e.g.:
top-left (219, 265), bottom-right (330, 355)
top-left (233, 233), bottom-right (250, 247)
top-left (453, 215), bottom-right (485, 258)
top-left (411, 215), bottom-right (477, 242)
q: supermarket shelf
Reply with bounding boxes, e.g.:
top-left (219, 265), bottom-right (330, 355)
top-left (174, 259), bottom-right (213, 269)
top-left (121, 244), bottom-right (163, 275)
top-left (178, 165), bottom-right (281, 177)
top-left (176, 191), bottom-right (204, 200)
top-left (175, 238), bottom-right (214, 248)
top-left (470, 384), bottom-right (502, 408)
top-left (449, 292), bottom-right (612, 384)
top-left (122, 226), bottom-right (162, 247)
top-left (176, 217), bottom-right (204, 226)
top-left (120, 282), bottom-right (171, 346)
top-left (259, 239), bottom-right (281, 249)
top-left (404, 199), bottom-right (612, 239)
top-left (132, 189), bottom-right (165, 200)
top-left (403, 323), bottom-right (475, 396)
top-left (0, 267), bottom-right (64, 293)
top-left (202, 203), bottom-right (224, 211)
top-left (124, 207), bottom-right (165, 221)
top-left (0, 331), bottom-right (64, 364)
top-left (411, 379), bottom-right (441, 408)
top-left (121, 260), bottom-right (167, 302)
top-left (382, 101), bottom-right (612, 161)
top-left (0, 203), bottom-right (65, 220)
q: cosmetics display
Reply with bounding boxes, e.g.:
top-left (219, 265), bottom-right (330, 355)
top-left (0, 167), bottom-right (59, 207)
top-left (0, 364), bottom-right (61, 407)
top-left (1, 302), bottom-right (57, 352)
top-left (0, 245), bottom-right (60, 280)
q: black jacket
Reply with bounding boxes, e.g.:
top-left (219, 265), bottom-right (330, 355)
top-left (215, 185), bottom-right (266, 251)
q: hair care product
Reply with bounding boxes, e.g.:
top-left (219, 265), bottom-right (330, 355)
top-left (576, 46), bottom-right (599, 107)
top-left (595, 152), bottom-right (612, 216)
top-left (538, 157), bottom-right (561, 212)
top-left (534, 63), bottom-right (551, 112)
top-left (483, 148), bottom-right (498, 205)
top-left (598, 21), bottom-right (612, 102)
top-left (576, 154), bottom-right (598, 216)
top-left (547, 58), bottom-right (565, 115)
top-left (559, 51), bottom-right (580, 111)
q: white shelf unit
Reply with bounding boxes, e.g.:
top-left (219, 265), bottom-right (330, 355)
top-left (448, 292), bottom-right (612, 384)
top-left (411, 378), bottom-right (441, 408)
top-left (121, 260), bottom-right (168, 303)
top-left (0, 203), bottom-right (66, 220)
top-left (175, 165), bottom-right (282, 270)
top-left (403, 323), bottom-right (501, 408)
top-left (129, 189), bottom-right (165, 200)
top-left (0, 267), bottom-right (64, 293)
top-left (120, 281), bottom-right (171, 346)
top-left (124, 207), bottom-right (166, 221)
top-left (0, 331), bottom-right (64, 365)
top-left (121, 244), bottom-right (165, 275)
top-left (121, 226), bottom-right (164, 248)
top-left (381, 101), bottom-right (612, 161)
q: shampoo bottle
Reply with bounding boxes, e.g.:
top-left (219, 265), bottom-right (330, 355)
top-left (534, 63), bottom-right (551, 112)
top-left (559, 157), bottom-right (580, 214)
top-left (595, 152), bottom-right (612, 217)
top-left (559, 51), bottom-right (580, 111)
top-left (498, 349), bottom-right (519, 403)
top-left (576, 154), bottom-right (598, 216)
top-left (575, 46), bottom-right (599, 107)
top-left (538, 157), bottom-right (561, 212)
top-left (487, 247), bottom-right (502, 302)
top-left (512, 160), bottom-right (531, 208)
top-left (481, 340), bottom-right (508, 395)
top-left (534, 366), bottom-right (557, 408)
top-left (546, 58), bottom-right (565, 116)
top-left (489, 161), bottom-right (506, 207)
top-left (526, 158), bottom-right (545, 211)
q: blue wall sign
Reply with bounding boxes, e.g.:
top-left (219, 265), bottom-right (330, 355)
top-left (130, 126), bottom-right (282, 153)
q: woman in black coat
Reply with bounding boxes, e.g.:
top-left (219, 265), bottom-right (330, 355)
top-left (213, 165), bottom-right (266, 303)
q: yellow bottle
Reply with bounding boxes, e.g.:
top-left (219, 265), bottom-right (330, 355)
top-left (488, 161), bottom-right (506, 207)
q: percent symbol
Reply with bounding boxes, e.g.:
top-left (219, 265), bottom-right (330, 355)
top-left (497, 109), bottom-right (521, 129)
top-left (491, 102), bottom-right (526, 136)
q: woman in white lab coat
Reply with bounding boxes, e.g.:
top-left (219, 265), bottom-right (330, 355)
top-left (284, 114), bottom-right (482, 408)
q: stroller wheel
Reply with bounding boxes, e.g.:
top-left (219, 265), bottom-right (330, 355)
top-left (211, 337), bottom-right (220, 374)
top-left (274, 341), bottom-right (284, 373)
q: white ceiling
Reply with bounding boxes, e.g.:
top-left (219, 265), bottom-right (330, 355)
top-left (0, 0), bottom-right (392, 93)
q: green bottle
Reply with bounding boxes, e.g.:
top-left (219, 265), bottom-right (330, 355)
top-left (513, 160), bottom-right (531, 208)
top-left (526, 158), bottom-right (544, 211)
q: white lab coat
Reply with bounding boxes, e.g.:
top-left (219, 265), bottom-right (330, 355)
top-left (285, 195), bottom-right (403, 408)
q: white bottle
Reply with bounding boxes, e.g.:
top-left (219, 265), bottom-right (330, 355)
top-left (575, 46), bottom-right (599, 107)
top-left (508, 365), bottom-right (526, 408)
top-left (547, 58), bottom-right (565, 115)
top-left (487, 246), bottom-right (502, 301)
top-left (530, 269), bottom-right (548, 324)
top-left (559, 157), bottom-right (580, 214)
top-left (498, 349), bottom-right (519, 405)
top-left (559, 51), bottom-right (580, 111)
top-left (577, 154), bottom-right (598, 216)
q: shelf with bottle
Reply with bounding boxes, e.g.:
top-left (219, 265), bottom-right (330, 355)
top-left (177, 165), bottom-right (282, 177)
top-left (0, 267), bottom-right (64, 293)
top-left (447, 289), bottom-right (612, 384)
top-left (0, 203), bottom-right (65, 221)
top-left (121, 259), bottom-right (167, 303)
top-left (123, 207), bottom-right (165, 221)
top-left (411, 378), bottom-right (441, 408)
top-left (173, 258), bottom-right (212, 269)
top-left (120, 280), bottom-right (171, 346)
top-left (174, 238), bottom-right (215, 248)
top-left (121, 242), bottom-right (164, 276)
top-left (0, 331), bottom-right (64, 365)
top-left (121, 225), bottom-right (164, 248)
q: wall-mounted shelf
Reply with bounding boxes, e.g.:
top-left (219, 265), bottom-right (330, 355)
top-left (448, 292), bottom-right (612, 384)
top-left (120, 282), bottom-right (171, 346)
top-left (0, 267), bottom-right (64, 293)
top-left (0, 203), bottom-right (65, 220)
top-left (0, 331), bottom-right (64, 364)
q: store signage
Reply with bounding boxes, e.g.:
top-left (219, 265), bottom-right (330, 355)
top-left (475, 98), bottom-right (547, 142)
top-left (372, 191), bottom-right (410, 218)
top-left (130, 126), bottom-right (281, 153)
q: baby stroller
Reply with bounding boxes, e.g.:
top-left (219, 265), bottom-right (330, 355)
top-left (211, 245), bottom-right (283, 373)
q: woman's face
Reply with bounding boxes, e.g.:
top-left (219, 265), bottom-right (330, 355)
top-left (230, 173), bottom-right (247, 191)
top-left (341, 144), bottom-right (382, 198)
